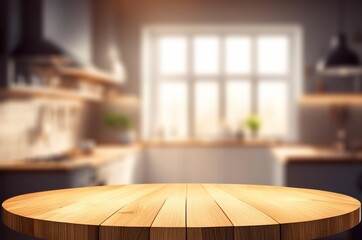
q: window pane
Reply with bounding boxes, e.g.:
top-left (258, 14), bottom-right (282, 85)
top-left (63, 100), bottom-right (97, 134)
top-left (226, 81), bottom-right (251, 131)
top-left (195, 81), bottom-right (219, 138)
top-left (226, 37), bottom-right (251, 74)
top-left (158, 82), bottom-right (188, 139)
top-left (257, 36), bottom-right (289, 75)
top-left (158, 36), bottom-right (187, 75)
top-left (258, 81), bottom-right (288, 138)
top-left (194, 36), bottom-right (220, 75)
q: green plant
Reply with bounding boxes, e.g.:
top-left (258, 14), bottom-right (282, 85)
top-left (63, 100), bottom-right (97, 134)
top-left (245, 114), bottom-right (261, 134)
top-left (104, 112), bottom-right (133, 130)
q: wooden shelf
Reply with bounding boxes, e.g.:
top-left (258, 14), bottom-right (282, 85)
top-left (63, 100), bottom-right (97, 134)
top-left (0, 86), bottom-right (102, 102)
top-left (0, 145), bottom-right (141, 171)
top-left (104, 94), bottom-right (140, 105)
top-left (300, 94), bottom-right (362, 105)
top-left (56, 67), bottom-right (122, 86)
top-left (317, 67), bottom-right (362, 77)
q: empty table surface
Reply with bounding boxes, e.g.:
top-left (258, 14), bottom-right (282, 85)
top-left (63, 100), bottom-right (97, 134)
top-left (2, 184), bottom-right (360, 240)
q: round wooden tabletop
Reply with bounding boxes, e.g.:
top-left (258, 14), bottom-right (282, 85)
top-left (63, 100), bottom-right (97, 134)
top-left (2, 184), bottom-right (361, 240)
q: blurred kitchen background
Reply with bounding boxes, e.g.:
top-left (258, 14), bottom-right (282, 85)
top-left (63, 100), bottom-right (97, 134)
top-left (1, 0), bottom-right (362, 239)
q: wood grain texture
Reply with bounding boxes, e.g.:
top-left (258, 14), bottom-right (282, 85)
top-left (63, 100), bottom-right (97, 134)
top-left (203, 184), bottom-right (280, 240)
top-left (150, 184), bottom-right (186, 240)
top-left (100, 185), bottom-right (173, 240)
top-left (186, 184), bottom-right (233, 240)
top-left (220, 184), bottom-right (361, 240)
top-left (2, 184), bottom-right (163, 240)
top-left (2, 184), bottom-right (360, 240)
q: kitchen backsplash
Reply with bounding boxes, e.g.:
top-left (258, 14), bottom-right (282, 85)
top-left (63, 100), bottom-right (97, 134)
top-left (0, 97), bottom-right (88, 162)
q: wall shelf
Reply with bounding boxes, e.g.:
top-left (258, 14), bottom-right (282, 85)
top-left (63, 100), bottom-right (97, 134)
top-left (0, 86), bottom-right (102, 102)
top-left (103, 93), bottom-right (139, 105)
top-left (300, 94), bottom-right (362, 105)
top-left (56, 67), bottom-right (122, 86)
top-left (317, 68), bottom-right (362, 78)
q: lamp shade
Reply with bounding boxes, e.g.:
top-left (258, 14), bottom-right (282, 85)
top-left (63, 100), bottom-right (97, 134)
top-left (325, 33), bottom-right (360, 67)
top-left (318, 33), bottom-right (361, 76)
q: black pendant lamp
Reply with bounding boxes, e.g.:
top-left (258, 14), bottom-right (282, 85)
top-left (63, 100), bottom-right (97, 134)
top-left (318, 0), bottom-right (361, 76)
top-left (325, 33), bottom-right (360, 67)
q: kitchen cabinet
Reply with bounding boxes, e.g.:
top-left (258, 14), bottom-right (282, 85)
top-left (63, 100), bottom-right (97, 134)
top-left (223, 148), bottom-right (275, 184)
top-left (145, 147), bottom-right (276, 184)
top-left (182, 148), bottom-right (225, 183)
top-left (287, 162), bottom-right (362, 198)
top-left (145, 148), bottom-right (186, 183)
top-left (97, 150), bottom-right (144, 185)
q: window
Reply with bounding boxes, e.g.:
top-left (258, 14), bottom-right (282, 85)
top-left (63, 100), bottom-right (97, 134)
top-left (142, 25), bottom-right (302, 141)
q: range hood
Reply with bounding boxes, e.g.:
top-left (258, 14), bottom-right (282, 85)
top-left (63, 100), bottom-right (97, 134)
top-left (13, 0), bottom-right (78, 65)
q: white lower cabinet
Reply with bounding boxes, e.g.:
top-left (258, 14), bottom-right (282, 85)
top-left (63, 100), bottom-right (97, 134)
top-left (145, 147), bottom-right (275, 184)
top-left (145, 148), bottom-right (186, 183)
top-left (224, 148), bottom-right (275, 184)
top-left (97, 151), bottom-right (144, 185)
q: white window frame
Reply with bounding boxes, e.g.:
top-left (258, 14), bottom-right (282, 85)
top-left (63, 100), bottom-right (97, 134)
top-left (141, 24), bottom-right (303, 141)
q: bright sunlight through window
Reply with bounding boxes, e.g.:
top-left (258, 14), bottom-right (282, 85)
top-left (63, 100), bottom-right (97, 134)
top-left (142, 25), bottom-right (302, 141)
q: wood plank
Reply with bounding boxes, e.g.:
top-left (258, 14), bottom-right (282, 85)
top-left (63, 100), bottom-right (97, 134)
top-left (3, 184), bottom-right (163, 240)
top-left (150, 184), bottom-right (187, 240)
top-left (1, 86), bottom-right (101, 102)
top-left (187, 184), bottom-right (233, 240)
top-left (203, 184), bottom-right (279, 240)
top-left (57, 66), bottom-right (121, 86)
top-left (300, 94), bottom-right (362, 106)
top-left (100, 185), bottom-right (176, 240)
top-left (33, 184), bottom-right (162, 223)
top-left (3, 186), bottom-right (125, 240)
top-left (3, 186), bottom-right (126, 219)
top-left (221, 184), bottom-right (360, 240)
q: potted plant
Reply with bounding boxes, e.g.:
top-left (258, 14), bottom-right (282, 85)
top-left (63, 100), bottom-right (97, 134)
top-left (245, 114), bottom-right (261, 138)
top-left (103, 112), bottom-right (135, 143)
